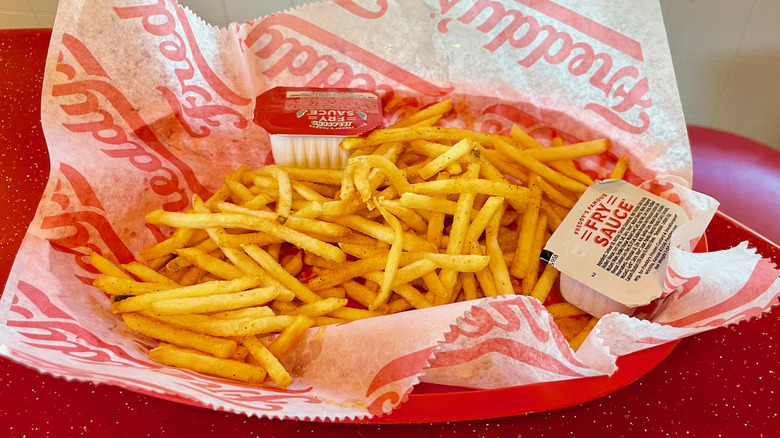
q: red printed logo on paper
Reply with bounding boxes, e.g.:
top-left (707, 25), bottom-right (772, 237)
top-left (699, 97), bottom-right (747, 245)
top-left (432, 0), bottom-right (653, 134)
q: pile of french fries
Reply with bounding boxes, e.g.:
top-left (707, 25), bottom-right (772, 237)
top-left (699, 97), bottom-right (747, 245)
top-left (89, 99), bottom-right (629, 388)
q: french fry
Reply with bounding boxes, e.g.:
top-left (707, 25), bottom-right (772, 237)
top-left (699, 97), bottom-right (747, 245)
top-left (151, 313), bottom-right (296, 337)
top-left (89, 253), bottom-right (132, 279)
top-left (266, 166), bottom-right (293, 223)
top-left (123, 313), bottom-right (237, 358)
top-left (111, 276), bottom-right (263, 313)
top-left (306, 255), bottom-right (387, 292)
top-left (175, 247), bottom-right (245, 280)
top-left (240, 335), bottom-right (293, 389)
top-left (519, 138), bottom-right (609, 162)
top-left (437, 162), bottom-right (480, 303)
top-left (408, 178), bottom-right (532, 202)
top-left (122, 262), bottom-right (180, 286)
top-left (342, 280), bottom-right (383, 309)
top-left (375, 198), bottom-right (428, 234)
top-left (267, 314), bottom-right (315, 358)
top-left (464, 196), bottom-right (505, 253)
top-left (209, 306), bottom-right (276, 320)
top-left (569, 317), bottom-right (598, 351)
top-left (546, 302), bottom-right (587, 319)
top-left (388, 99), bottom-right (453, 129)
top-left (328, 307), bottom-right (386, 320)
top-left (610, 155), bottom-right (631, 180)
top-left (150, 286), bottom-right (279, 315)
top-left (94, 276), bottom-right (177, 296)
top-left (216, 202), bottom-right (351, 238)
top-left (242, 244), bottom-right (322, 304)
top-left (371, 199), bottom-right (404, 309)
top-left (485, 204), bottom-right (514, 296)
top-left (284, 297), bottom-right (348, 317)
top-left (326, 214), bottom-right (435, 253)
top-left (521, 213), bottom-right (549, 295)
top-left (510, 176), bottom-right (542, 279)
top-left (146, 210), bottom-right (346, 263)
top-left (149, 344), bottom-right (267, 384)
top-left (529, 264), bottom-right (559, 303)
top-left (418, 137), bottom-right (478, 180)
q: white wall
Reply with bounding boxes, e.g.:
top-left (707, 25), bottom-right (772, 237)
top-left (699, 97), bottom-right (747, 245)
top-left (3, 0), bottom-right (778, 151)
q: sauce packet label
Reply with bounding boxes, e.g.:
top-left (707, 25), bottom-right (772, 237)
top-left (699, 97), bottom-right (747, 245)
top-left (253, 87), bottom-right (382, 136)
top-left (543, 180), bottom-right (689, 307)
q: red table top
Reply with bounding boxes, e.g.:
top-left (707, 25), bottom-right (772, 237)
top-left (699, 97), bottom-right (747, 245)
top-left (1, 28), bottom-right (777, 437)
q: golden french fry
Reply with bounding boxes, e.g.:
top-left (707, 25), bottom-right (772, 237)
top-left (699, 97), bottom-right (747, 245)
top-left (285, 297), bottom-right (348, 317)
top-left (123, 313), bottom-right (237, 358)
top-left (164, 238), bottom-right (221, 272)
top-left (485, 204), bottom-right (514, 296)
top-left (149, 343), bottom-right (267, 384)
top-left (363, 126), bottom-right (517, 151)
top-left (461, 271), bottom-right (480, 301)
top-left (530, 264), bottom-right (559, 303)
top-left (137, 227), bottom-right (205, 261)
top-left (437, 162), bottom-right (480, 304)
top-left (267, 166), bottom-right (293, 223)
top-left (610, 155), bottom-right (631, 180)
top-left (328, 307), bottom-right (386, 320)
top-left (93, 276), bottom-right (176, 296)
top-left (216, 203), bottom-right (351, 238)
top-left (151, 286), bottom-right (279, 315)
top-left (111, 276), bottom-right (263, 313)
top-left (209, 306), bottom-right (276, 320)
top-left (417, 137), bottom-right (478, 180)
top-left (281, 250), bottom-right (304, 277)
top-left (464, 196), bottom-right (505, 253)
top-left (510, 125), bottom-right (595, 187)
top-left (546, 302), bottom-right (587, 319)
top-left (493, 143), bottom-right (589, 193)
top-left (388, 99), bottom-right (453, 129)
top-left (240, 335), bottom-right (293, 389)
top-left (375, 198), bottom-right (427, 234)
top-left (224, 178), bottom-right (256, 205)
top-left (146, 210), bottom-right (346, 263)
top-left (242, 244), bottom-right (322, 304)
top-left (569, 317), bottom-right (598, 351)
top-left (370, 199), bottom-right (404, 310)
top-left (89, 253), bottom-right (132, 279)
top-left (306, 255), bottom-right (387, 292)
top-left (408, 178), bottom-right (532, 202)
top-left (175, 247), bottom-right (244, 280)
top-left (521, 212), bottom-right (549, 295)
top-left (123, 262), bottom-right (180, 286)
top-left (326, 214), bottom-right (435, 253)
top-left (474, 266), bottom-right (499, 298)
top-left (519, 139), bottom-right (609, 162)
top-left (267, 314), bottom-right (315, 358)
top-left (510, 176), bottom-right (542, 279)
top-left (152, 313), bottom-right (296, 337)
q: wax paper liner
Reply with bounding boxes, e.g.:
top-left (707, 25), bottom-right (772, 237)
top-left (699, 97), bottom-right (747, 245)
top-left (1, 0), bottom-right (778, 421)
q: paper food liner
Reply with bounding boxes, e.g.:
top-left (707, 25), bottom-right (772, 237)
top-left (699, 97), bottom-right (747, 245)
top-left (1, 0), bottom-right (778, 421)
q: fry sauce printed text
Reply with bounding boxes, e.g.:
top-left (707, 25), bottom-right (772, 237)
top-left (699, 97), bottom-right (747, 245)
top-left (575, 194), bottom-right (635, 247)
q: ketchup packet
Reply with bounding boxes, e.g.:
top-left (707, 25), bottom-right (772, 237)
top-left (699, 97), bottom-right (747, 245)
top-left (253, 87), bottom-right (382, 169)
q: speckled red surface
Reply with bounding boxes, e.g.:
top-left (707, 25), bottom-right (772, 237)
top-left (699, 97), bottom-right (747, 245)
top-left (1, 29), bottom-right (777, 437)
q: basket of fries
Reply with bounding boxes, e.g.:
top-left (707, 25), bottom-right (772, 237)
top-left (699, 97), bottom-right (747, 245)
top-left (1, 0), bottom-right (777, 422)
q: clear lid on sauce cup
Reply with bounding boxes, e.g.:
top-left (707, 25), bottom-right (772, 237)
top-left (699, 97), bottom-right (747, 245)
top-left (253, 87), bottom-right (383, 168)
